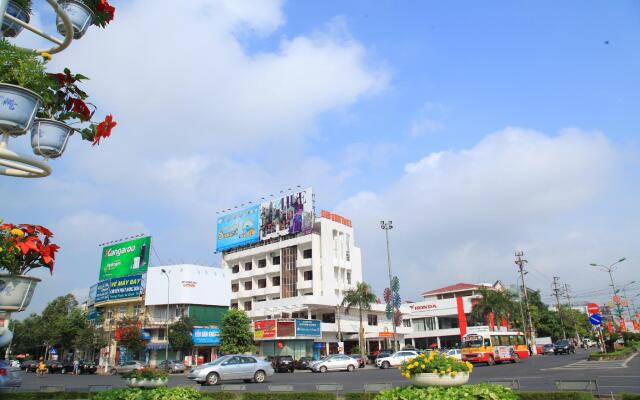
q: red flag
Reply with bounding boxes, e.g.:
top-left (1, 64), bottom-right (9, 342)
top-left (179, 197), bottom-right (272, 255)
top-left (607, 321), bottom-right (613, 334)
top-left (619, 318), bottom-right (628, 332)
top-left (632, 320), bottom-right (640, 332)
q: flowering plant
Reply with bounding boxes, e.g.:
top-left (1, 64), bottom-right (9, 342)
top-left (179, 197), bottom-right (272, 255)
top-left (400, 351), bottom-right (473, 379)
top-left (0, 222), bottom-right (60, 275)
top-left (80, 0), bottom-right (116, 28)
top-left (41, 68), bottom-right (117, 145)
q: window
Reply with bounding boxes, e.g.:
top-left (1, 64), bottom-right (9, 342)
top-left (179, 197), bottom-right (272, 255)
top-left (403, 319), bottom-right (411, 328)
top-left (244, 301), bottom-right (252, 311)
top-left (272, 255), bottom-right (280, 265)
top-left (230, 302), bottom-right (238, 309)
top-left (158, 329), bottom-right (166, 340)
top-left (303, 270), bottom-right (313, 281)
top-left (255, 297), bottom-right (266, 302)
top-left (347, 272), bottom-right (351, 284)
top-left (272, 276), bottom-right (280, 286)
top-left (119, 306), bottom-right (126, 317)
top-left (303, 249), bottom-right (312, 259)
top-left (516, 335), bottom-right (526, 345)
top-left (322, 313), bottom-right (335, 323)
top-left (258, 278), bottom-right (267, 289)
top-left (412, 317), bottom-right (436, 332)
top-left (258, 259), bottom-right (267, 268)
top-left (244, 281), bottom-right (252, 290)
top-left (367, 314), bottom-right (378, 326)
top-left (281, 246), bottom-right (297, 299)
top-left (133, 304), bottom-right (141, 316)
top-left (175, 306), bottom-right (185, 318)
top-left (241, 356), bottom-right (256, 364)
top-left (244, 262), bottom-right (252, 271)
top-left (232, 265), bottom-right (239, 274)
top-left (231, 283), bottom-right (239, 292)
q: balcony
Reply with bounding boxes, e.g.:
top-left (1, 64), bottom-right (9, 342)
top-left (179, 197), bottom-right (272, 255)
top-left (297, 258), bottom-right (312, 268)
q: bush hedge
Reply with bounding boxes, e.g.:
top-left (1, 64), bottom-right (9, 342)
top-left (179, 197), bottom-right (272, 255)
top-left (620, 394), bottom-right (640, 400)
top-left (0, 392), bottom-right (94, 399)
top-left (242, 394), bottom-right (336, 400)
top-left (517, 393), bottom-right (593, 400)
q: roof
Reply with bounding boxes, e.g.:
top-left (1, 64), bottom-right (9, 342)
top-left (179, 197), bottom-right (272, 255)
top-left (421, 282), bottom-right (490, 297)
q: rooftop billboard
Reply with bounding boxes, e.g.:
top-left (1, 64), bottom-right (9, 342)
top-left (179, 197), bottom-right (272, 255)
top-left (144, 265), bottom-right (231, 307)
top-left (99, 236), bottom-right (151, 280)
top-left (215, 205), bottom-right (260, 252)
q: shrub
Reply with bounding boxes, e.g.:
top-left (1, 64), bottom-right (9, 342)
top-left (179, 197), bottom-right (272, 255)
top-left (620, 394), bottom-right (640, 400)
top-left (375, 384), bottom-right (518, 400)
top-left (2, 393), bottom-right (93, 400)
top-left (399, 351), bottom-right (472, 380)
top-left (93, 387), bottom-right (201, 400)
top-left (202, 393), bottom-right (239, 400)
top-left (121, 367), bottom-right (169, 381)
top-left (517, 392), bottom-right (593, 400)
top-left (242, 394), bottom-right (336, 400)
top-left (588, 347), bottom-right (632, 360)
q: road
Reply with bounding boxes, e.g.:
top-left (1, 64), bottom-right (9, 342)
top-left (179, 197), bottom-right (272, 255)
top-left (16, 350), bottom-right (640, 394)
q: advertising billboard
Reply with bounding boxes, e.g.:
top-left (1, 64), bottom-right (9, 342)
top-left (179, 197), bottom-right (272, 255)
top-left (192, 327), bottom-right (221, 346)
top-left (254, 320), bottom-right (276, 339)
top-left (216, 205), bottom-right (260, 252)
top-left (144, 265), bottom-right (230, 306)
top-left (99, 236), bottom-right (151, 280)
top-left (295, 319), bottom-right (321, 337)
top-left (260, 188), bottom-right (314, 241)
top-left (276, 320), bottom-right (295, 337)
top-left (94, 274), bottom-right (145, 304)
top-left (88, 284), bottom-right (97, 306)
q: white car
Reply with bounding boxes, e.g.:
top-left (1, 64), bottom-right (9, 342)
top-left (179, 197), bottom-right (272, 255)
top-left (375, 350), bottom-right (418, 369)
top-left (444, 349), bottom-right (462, 360)
top-left (309, 355), bottom-right (358, 373)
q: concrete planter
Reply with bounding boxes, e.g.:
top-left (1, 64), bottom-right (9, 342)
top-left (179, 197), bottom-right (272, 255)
top-left (411, 372), bottom-right (470, 387)
top-left (127, 378), bottom-right (168, 388)
top-left (56, 0), bottom-right (94, 39)
top-left (1, 0), bottom-right (31, 38)
top-left (30, 119), bottom-right (74, 158)
top-left (0, 83), bottom-right (43, 136)
top-left (0, 275), bottom-right (41, 312)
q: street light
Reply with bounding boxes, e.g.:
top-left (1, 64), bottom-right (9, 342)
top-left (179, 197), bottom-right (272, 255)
top-left (590, 258), bottom-right (626, 320)
top-left (161, 269), bottom-right (170, 364)
top-left (380, 220), bottom-right (398, 352)
top-left (620, 281), bottom-right (637, 321)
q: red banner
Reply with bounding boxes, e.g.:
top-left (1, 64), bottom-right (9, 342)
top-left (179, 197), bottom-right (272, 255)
top-left (607, 321), bottom-right (613, 334)
top-left (619, 318), bottom-right (628, 332)
top-left (254, 319), bottom-right (276, 339)
top-left (457, 296), bottom-right (467, 337)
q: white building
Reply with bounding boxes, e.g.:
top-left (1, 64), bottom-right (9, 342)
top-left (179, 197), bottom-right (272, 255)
top-left (222, 210), bottom-right (405, 358)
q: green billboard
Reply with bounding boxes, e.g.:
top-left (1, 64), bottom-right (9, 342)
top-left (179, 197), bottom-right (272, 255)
top-left (99, 236), bottom-right (151, 280)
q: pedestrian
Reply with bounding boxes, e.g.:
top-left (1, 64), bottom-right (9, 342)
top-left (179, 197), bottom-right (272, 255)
top-left (36, 357), bottom-right (47, 377)
top-left (73, 359), bottom-right (80, 375)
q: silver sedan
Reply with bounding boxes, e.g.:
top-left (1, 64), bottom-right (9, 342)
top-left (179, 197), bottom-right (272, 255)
top-left (158, 360), bottom-right (186, 373)
top-left (187, 355), bottom-right (274, 386)
top-left (310, 355), bottom-right (359, 373)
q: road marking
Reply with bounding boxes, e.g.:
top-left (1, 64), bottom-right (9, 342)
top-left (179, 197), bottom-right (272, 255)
top-left (544, 358), bottom-right (629, 371)
top-left (622, 352), bottom-right (638, 367)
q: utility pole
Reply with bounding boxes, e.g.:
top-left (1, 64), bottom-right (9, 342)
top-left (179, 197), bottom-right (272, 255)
top-left (381, 221), bottom-right (398, 351)
top-left (552, 277), bottom-right (567, 339)
top-left (564, 283), bottom-right (581, 345)
top-left (515, 251), bottom-right (537, 355)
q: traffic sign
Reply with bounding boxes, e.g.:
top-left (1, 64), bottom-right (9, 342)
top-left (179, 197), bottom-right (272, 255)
top-left (587, 303), bottom-right (600, 314)
top-left (50, 348), bottom-right (57, 355)
top-left (589, 313), bottom-right (602, 326)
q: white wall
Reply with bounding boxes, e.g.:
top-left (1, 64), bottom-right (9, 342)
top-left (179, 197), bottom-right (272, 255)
top-left (145, 265), bottom-right (230, 306)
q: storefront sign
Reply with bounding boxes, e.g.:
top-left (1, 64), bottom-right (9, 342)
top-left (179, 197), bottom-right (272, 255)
top-left (379, 327), bottom-right (393, 337)
top-left (192, 327), bottom-right (221, 345)
top-left (94, 274), bottom-right (145, 304)
top-left (409, 304), bottom-right (437, 312)
top-left (277, 320), bottom-right (295, 337)
top-left (295, 319), bottom-right (321, 337)
top-left (254, 320), bottom-right (276, 339)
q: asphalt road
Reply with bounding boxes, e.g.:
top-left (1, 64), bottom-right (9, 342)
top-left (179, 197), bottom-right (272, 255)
top-left (16, 350), bottom-right (640, 394)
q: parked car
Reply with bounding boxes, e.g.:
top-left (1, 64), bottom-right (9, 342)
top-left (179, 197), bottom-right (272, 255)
top-left (444, 349), bottom-right (462, 360)
top-left (61, 360), bottom-right (98, 374)
top-left (376, 349), bottom-right (394, 360)
top-left (20, 359), bottom-right (37, 372)
top-left (0, 360), bottom-right (22, 388)
top-left (376, 350), bottom-right (419, 369)
top-left (110, 360), bottom-right (146, 375)
top-left (45, 360), bottom-right (64, 373)
top-left (274, 355), bottom-right (295, 373)
top-left (265, 355), bottom-right (276, 367)
top-left (542, 343), bottom-right (555, 355)
top-left (553, 340), bottom-right (575, 355)
top-left (349, 354), bottom-right (366, 368)
top-left (294, 357), bottom-right (312, 370)
top-left (187, 355), bottom-right (274, 386)
top-left (158, 360), bottom-right (186, 374)
top-left (582, 338), bottom-right (596, 348)
top-left (310, 355), bottom-right (359, 373)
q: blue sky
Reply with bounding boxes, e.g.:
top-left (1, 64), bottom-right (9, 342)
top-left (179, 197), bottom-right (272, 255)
top-left (3, 0), bottom-right (639, 315)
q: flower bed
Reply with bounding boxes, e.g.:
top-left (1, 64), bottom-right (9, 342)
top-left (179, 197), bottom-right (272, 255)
top-left (399, 351), bottom-right (472, 387)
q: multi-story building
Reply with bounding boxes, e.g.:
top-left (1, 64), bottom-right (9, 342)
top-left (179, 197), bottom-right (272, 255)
top-left (222, 209), bottom-right (405, 358)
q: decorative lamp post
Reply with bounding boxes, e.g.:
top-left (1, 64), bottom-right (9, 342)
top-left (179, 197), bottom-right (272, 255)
top-left (380, 220), bottom-right (399, 351)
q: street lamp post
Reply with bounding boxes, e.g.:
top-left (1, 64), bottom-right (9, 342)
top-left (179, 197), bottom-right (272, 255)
top-left (380, 220), bottom-right (398, 352)
top-left (161, 269), bottom-right (170, 363)
top-left (590, 258), bottom-right (626, 322)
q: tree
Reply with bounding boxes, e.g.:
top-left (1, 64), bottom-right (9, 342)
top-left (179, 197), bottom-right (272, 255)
top-left (116, 316), bottom-right (145, 354)
top-left (342, 282), bottom-right (377, 361)
top-left (74, 315), bottom-right (108, 360)
top-left (169, 316), bottom-right (193, 357)
top-left (7, 313), bottom-right (46, 357)
top-left (220, 309), bottom-right (254, 354)
top-left (470, 288), bottom-right (516, 330)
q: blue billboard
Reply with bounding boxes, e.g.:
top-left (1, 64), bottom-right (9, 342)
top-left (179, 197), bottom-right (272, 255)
top-left (216, 205), bottom-right (260, 252)
top-left (192, 327), bottom-right (221, 345)
top-left (94, 274), bottom-right (145, 304)
top-left (295, 319), bottom-right (321, 337)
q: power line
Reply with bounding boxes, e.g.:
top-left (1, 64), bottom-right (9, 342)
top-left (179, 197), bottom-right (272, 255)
top-left (552, 276), bottom-right (567, 339)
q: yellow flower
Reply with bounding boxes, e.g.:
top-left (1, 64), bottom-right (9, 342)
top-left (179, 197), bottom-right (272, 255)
top-left (451, 371), bottom-right (457, 377)
top-left (40, 52), bottom-right (52, 61)
top-left (10, 228), bottom-right (24, 237)
top-left (421, 364), bottom-right (426, 369)
top-left (407, 364), bottom-right (414, 369)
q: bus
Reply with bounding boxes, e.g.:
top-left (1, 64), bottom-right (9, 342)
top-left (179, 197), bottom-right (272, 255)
top-left (461, 330), bottom-right (529, 365)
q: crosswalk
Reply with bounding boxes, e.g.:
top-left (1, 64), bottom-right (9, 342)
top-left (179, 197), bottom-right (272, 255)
top-left (546, 353), bottom-right (636, 371)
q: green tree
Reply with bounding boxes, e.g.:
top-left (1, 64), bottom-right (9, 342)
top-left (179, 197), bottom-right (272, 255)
top-left (342, 282), bottom-right (377, 361)
top-left (74, 315), bottom-right (108, 360)
top-left (220, 309), bottom-right (254, 354)
top-left (117, 316), bottom-right (145, 354)
top-left (470, 288), bottom-right (516, 330)
top-left (7, 313), bottom-right (46, 357)
top-left (169, 316), bottom-right (194, 357)
top-left (41, 294), bottom-right (84, 358)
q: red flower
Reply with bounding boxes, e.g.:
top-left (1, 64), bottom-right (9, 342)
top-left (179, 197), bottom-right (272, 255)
top-left (97, 0), bottom-right (115, 22)
top-left (93, 114), bottom-right (117, 146)
top-left (18, 224), bottom-right (36, 234)
top-left (70, 98), bottom-right (92, 121)
top-left (0, 223), bottom-right (15, 231)
top-left (48, 73), bottom-right (67, 86)
top-left (16, 236), bottom-right (41, 255)
top-left (35, 225), bottom-right (54, 237)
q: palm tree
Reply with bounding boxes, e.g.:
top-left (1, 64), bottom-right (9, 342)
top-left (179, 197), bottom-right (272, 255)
top-left (341, 282), bottom-right (377, 360)
top-left (470, 287), bottom-right (515, 330)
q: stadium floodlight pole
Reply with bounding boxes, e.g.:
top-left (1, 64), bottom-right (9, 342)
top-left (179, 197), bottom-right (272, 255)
top-left (590, 258), bottom-right (626, 320)
top-left (161, 269), bottom-right (170, 364)
top-left (380, 220), bottom-right (397, 351)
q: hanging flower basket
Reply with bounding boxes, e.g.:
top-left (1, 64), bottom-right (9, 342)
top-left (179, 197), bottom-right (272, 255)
top-left (1, 0), bottom-right (31, 38)
top-left (0, 83), bottom-right (43, 136)
top-left (56, 0), bottom-right (94, 39)
top-left (0, 275), bottom-right (40, 312)
top-left (411, 372), bottom-right (470, 387)
top-left (30, 119), bottom-right (74, 158)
